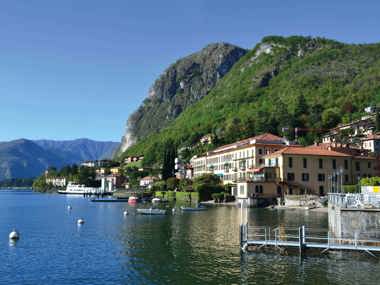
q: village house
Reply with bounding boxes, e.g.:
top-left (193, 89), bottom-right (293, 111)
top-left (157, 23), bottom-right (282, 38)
top-left (139, 176), bottom-right (158, 189)
top-left (45, 177), bottom-right (67, 188)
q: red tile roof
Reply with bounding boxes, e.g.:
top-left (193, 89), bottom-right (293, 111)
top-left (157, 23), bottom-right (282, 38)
top-left (265, 146), bottom-right (352, 158)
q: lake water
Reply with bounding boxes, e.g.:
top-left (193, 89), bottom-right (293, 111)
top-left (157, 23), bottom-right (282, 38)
top-left (0, 190), bottom-right (379, 285)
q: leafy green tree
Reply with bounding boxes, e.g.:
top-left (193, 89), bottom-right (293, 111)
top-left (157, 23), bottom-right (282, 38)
top-left (192, 174), bottom-right (224, 201)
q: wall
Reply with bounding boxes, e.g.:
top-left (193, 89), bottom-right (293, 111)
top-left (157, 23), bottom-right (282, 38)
top-left (329, 204), bottom-right (380, 239)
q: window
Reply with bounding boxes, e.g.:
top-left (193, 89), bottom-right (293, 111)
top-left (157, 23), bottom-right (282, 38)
top-left (289, 187), bottom-right (293, 195)
top-left (368, 162), bottom-right (372, 169)
top-left (345, 174), bottom-right (349, 183)
top-left (288, 157), bottom-right (293, 168)
top-left (355, 161), bottom-right (360, 171)
top-left (302, 173), bottom-right (309, 181)
top-left (277, 186), bottom-right (282, 196)
top-left (255, 185), bottom-right (263, 194)
top-left (303, 158), bottom-right (307, 168)
top-left (318, 173), bottom-right (325, 182)
top-left (287, 173), bottom-right (295, 181)
top-left (319, 159), bottom-right (323, 169)
top-left (258, 148), bottom-right (263, 155)
top-left (332, 159), bottom-right (336, 170)
top-left (344, 159), bottom-right (348, 170)
top-left (319, 186), bottom-right (324, 196)
top-left (239, 185), bottom-right (244, 195)
top-left (259, 158), bottom-right (263, 165)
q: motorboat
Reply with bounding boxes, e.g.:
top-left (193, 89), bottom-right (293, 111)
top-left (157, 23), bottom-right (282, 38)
top-left (180, 206), bottom-right (208, 212)
top-left (136, 208), bottom-right (167, 215)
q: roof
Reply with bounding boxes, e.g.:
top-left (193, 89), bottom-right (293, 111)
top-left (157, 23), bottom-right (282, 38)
top-left (265, 146), bottom-right (352, 158)
top-left (210, 133), bottom-right (287, 154)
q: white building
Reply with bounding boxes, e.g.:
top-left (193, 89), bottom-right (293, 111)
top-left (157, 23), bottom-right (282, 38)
top-left (46, 177), bottom-right (67, 187)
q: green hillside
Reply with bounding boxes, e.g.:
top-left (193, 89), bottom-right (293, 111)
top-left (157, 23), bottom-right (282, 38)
top-left (122, 36), bottom-right (380, 164)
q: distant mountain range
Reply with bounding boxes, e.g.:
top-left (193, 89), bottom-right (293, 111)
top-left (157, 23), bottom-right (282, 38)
top-left (0, 139), bottom-right (119, 181)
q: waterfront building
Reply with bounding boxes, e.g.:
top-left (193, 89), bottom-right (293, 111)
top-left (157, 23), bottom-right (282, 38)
top-left (247, 145), bottom-right (379, 197)
top-left (190, 133), bottom-right (294, 191)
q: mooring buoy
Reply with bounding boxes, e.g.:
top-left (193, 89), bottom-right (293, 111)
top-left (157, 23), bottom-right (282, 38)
top-left (9, 229), bottom-right (20, 240)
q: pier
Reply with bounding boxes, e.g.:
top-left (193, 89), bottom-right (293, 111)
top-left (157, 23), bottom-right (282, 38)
top-left (239, 197), bottom-right (380, 257)
top-left (240, 224), bottom-right (380, 256)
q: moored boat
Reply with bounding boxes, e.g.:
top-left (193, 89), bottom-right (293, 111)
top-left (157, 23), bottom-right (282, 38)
top-left (152, 197), bottom-right (161, 203)
top-left (136, 208), bottom-right (167, 215)
top-left (128, 196), bottom-right (138, 204)
top-left (180, 206), bottom-right (208, 212)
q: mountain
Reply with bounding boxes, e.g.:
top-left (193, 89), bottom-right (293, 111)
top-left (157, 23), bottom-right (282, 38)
top-left (0, 139), bottom-right (64, 180)
top-left (34, 139), bottom-right (119, 162)
top-left (0, 139), bottom-right (119, 181)
top-left (118, 43), bottom-right (247, 153)
top-left (122, 35), bottom-right (380, 163)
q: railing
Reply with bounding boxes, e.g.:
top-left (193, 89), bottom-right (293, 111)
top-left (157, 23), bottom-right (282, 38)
top-left (329, 193), bottom-right (380, 209)
top-left (242, 225), bottom-right (380, 252)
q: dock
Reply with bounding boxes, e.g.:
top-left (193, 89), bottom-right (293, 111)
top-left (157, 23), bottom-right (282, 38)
top-left (240, 224), bottom-right (380, 257)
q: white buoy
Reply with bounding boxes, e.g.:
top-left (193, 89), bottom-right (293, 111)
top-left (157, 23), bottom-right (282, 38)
top-left (123, 210), bottom-right (129, 216)
top-left (67, 205), bottom-right (72, 210)
top-left (9, 229), bottom-right (20, 240)
top-left (77, 218), bottom-right (85, 225)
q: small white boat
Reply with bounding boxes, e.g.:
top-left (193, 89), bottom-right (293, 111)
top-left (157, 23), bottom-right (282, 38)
top-left (137, 208), bottom-right (167, 215)
top-left (128, 196), bottom-right (138, 204)
top-left (152, 198), bottom-right (161, 203)
top-left (180, 206), bottom-right (208, 212)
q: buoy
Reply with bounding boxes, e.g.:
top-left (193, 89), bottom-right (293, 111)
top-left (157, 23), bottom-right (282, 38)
top-left (9, 230), bottom-right (20, 240)
top-left (172, 208), bottom-right (176, 214)
top-left (77, 218), bottom-right (85, 225)
top-left (123, 210), bottom-right (129, 216)
top-left (67, 205), bottom-right (72, 210)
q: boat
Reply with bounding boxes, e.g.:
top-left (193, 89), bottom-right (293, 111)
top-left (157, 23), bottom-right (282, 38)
top-left (152, 197), bottom-right (161, 203)
top-left (128, 196), bottom-right (138, 204)
top-left (90, 198), bottom-right (130, 202)
top-left (180, 206), bottom-right (208, 212)
top-left (58, 182), bottom-right (100, 195)
top-left (136, 208), bottom-right (167, 215)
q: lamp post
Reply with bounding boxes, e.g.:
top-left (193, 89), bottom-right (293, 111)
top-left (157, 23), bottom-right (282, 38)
top-left (339, 168), bottom-right (343, 193)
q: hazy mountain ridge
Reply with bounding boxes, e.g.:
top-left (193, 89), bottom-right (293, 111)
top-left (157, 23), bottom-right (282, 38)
top-left (0, 139), bottom-right (119, 180)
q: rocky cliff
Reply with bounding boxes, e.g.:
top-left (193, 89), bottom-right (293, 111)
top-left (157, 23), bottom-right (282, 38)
top-left (119, 43), bottom-right (247, 153)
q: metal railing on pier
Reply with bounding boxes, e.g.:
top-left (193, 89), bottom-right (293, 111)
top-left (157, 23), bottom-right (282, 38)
top-left (328, 193), bottom-right (380, 209)
top-left (240, 224), bottom-right (380, 256)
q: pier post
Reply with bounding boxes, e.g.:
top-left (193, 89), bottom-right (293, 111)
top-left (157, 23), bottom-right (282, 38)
top-left (299, 225), bottom-right (306, 256)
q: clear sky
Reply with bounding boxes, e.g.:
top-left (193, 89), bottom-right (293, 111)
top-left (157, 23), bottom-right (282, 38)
top-left (0, 0), bottom-right (379, 142)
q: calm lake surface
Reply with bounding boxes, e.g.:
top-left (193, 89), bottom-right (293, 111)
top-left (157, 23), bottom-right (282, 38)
top-left (0, 190), bottom-right (379, 285)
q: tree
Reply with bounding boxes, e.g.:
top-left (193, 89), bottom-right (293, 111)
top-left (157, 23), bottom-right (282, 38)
top-left (166, 177), bottom-right (179, 190)
top-left (192, 174), bottom-right (224, 201)
top-left (375, 111), bottom-right (380, 132)
top-left (161, 140), bottom-right (176, 180)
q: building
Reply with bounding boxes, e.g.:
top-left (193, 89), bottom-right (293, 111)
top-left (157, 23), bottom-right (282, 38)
top-left (235, 145), bottom-right (379, 203)
top-left (321, 115), bottom-right (375, 144)
top-left (139, 176), bottom-right (158, 189)
top-left (124, 155), bottom-right (144, 164)
top-left (80, 160), bottom-right (114, 168)
top-left (190, 133), bottom-right (293, 186)
top-left (45, 177), bottom-right (67, 188)
top-left (361, 134), bottom-right (380, 153)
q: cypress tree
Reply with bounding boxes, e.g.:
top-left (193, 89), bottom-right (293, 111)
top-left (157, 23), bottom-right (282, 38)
top-left (162, 140), bottom-right (176, 180)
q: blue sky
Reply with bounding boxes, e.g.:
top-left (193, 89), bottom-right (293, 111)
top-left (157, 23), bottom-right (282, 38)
top-left (0, 0), bottom-right (379, 142)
